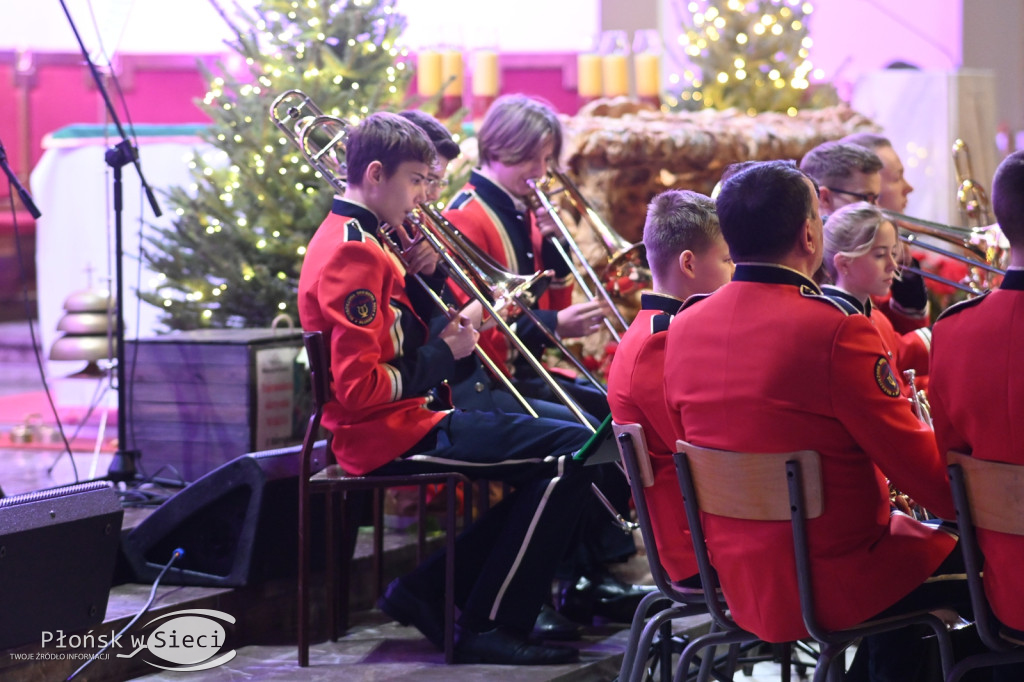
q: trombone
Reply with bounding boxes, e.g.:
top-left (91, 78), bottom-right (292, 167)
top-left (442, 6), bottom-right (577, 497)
top-left (379, 221), bottom-right (544, 420)
top-left (271, 89), bottom-right (632, 530)
top-left (953, 138), bottom-right (993, 229)
top-left (270, 89), bottom-right (604, 423)
top-left (526, 169), bottom-right (652, 338)
top-left (270, 89), bottom-right (349, 183)
top-left (271, 91), bottom-right (547, 418)
top-left (416, 203), bottom-right (609, 401)
top-left (882, 210), bottom-right (1006, 295)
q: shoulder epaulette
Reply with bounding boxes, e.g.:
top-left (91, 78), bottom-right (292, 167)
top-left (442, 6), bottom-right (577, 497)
top-left (651, 313), bottom-right (672, 334)
top-left (447, 190), bottom-right (473, 210)
top-left (679, 292), bottom-right (712, 312)
top-left (801, 285), bottom-right (858, 315)
top-left (344, 218), bottom-right (365, 243)
top-left (935, 291), bottom-right (990, 323)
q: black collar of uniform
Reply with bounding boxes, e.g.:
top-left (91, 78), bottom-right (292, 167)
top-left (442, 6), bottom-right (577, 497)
top-left (1001, 269), bottom-right (1024, 291)
top-left (468, 170), bottom-right (522, 214)
top-left (819, 285), bottom-right (869, 314)
top-left (331, 198), bottom-right (380, 233)
top-left (732, 263), bottom-right (822, 293)
top-left (640, 291), bottom-right (684, 315)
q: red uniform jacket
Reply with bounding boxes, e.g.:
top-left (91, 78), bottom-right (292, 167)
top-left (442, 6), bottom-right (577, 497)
top-left (444, 171), bottom-right (573, 375)
top-left (825, 286), bottom-right (931, 390)
top-left (664, 263), bottom-right (956, 643)
top-left (297, 199), bottom-right (454, 475)
top-left (607, 292), bottom-right (698, 582)
top-left (930, 269), bottom-right (1024, 631)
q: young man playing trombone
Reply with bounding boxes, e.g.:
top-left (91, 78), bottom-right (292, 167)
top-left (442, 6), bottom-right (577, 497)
top-left (442, 94), bottom-right (655, 626)
top-left (297, 111), bottom-right (596, 665)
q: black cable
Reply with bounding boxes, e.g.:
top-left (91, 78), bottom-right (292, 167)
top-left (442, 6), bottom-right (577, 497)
top-left (65, 547), bottom-right (185, 681)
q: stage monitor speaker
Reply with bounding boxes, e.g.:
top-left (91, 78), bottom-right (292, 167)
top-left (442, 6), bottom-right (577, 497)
top-left (120, 440), bottom-right (328, 588)
top-left (0, 482), bottom-right (123, 650)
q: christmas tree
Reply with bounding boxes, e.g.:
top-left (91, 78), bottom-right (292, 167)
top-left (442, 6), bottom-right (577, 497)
top-left (141, 0), bottom-right (414, 329)
top-left (666, 0), bottom-right (836, 114)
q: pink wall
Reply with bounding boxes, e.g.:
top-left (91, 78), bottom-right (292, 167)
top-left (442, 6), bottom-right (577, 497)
top-left (803, 0), bottom-right (962, 101)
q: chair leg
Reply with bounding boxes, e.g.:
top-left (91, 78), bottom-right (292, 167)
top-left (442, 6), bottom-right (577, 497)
top-left (674, 628), bottom-right (759, 682)
top-left (443, 477), bottom-right (458, 664)
top-left (619, 592), bottom-right (671, 681)
top-left (780, 642), bottom-right (792, 682)
top-left (372, 488), bottom-right (385, 600)
top-left (297, 486), bottom-right (311, 667)
top-left (659, 620), bottom-right (675, 682)
top-left (812, 642), bottom-right (843, 682)
top-left (924, 615), bottom-right (955, 680)
top-left (327, 489), bottom-right (339, 641)
top-left (631, 604), bottom-right (689, 682)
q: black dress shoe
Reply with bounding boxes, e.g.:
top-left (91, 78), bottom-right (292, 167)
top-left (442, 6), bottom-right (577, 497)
top-left (377, 578), bottom-right (445, 650)
top-left (531, 603), bottom-right (583, 641)
top-left (456, 626), bottom-right (579, 665)
top-left (559, 570), bottom-right (658, 624)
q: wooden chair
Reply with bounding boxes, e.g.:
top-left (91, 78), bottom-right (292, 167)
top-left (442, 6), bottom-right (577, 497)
top-left (297, 331), bottom-right (471, 666)
top-left (945, 450), bottom-right (1024, 682)
top-left (674, 441), bottom-right (954, 682)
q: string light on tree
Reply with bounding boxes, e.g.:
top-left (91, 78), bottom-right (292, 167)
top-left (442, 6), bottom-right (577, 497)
top-left (666, 0), bottom-right (836, 114)
top-left (141, 0), bottom-right (414, 329)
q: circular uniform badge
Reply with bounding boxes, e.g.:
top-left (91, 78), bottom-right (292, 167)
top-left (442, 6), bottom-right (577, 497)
top-left (873, 356), bottom-right (900, 398)
top-left (344, 289), bottom-right (377, 326)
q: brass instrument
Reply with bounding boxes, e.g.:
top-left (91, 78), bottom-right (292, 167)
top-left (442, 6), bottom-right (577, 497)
top-left (377, 220), bottom-right (541, 419)
top-left (526, 169), bottom-right (653, 338)
top-left (271, 90), bottom-right (632, 530)
top-left (270, 89), bottom-right (349, 188)
top-left (882, 210), bottom-right (1006, 295)
top-left (416, 203), bottom-right (609, 399)
top-left (269, 89), bottom-right (604, 419)
top-left (953, 139), bottom-right (993, 228)
top-left (903, 369), bottom-right (932, 429)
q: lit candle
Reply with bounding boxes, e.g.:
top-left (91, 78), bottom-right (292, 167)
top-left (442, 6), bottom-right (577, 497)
top-left (472, 50), bottom-right (499, 97)
top-left (417, 50), bottom-right (442, 97)
top-left (577, 53), bottom-right (602, 98)
top-left (441, 50), bottom-right (464, 97)
top-left (602, 53), bottom-right (629, 97)
top-left (634, 52), bottom-right (661, 97)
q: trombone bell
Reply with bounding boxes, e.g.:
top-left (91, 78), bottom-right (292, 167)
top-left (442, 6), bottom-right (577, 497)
top-left (269, 89), bottom-right (349, 193)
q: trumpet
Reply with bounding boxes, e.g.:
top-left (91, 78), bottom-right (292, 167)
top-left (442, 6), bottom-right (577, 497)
top-left (882, 210), bottom-right (1006, 295)
top-left (526, 169), bottom-right (652, 338)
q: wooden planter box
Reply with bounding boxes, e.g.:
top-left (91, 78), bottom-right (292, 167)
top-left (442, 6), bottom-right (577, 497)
top-left (125, 328), bottom-right (308, 482)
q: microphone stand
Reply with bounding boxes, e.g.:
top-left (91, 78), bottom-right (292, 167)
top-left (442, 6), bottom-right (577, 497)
top-left (0, 139), bottom-right (42, 219)
top-left (59, 0), bottom-right (162, 484)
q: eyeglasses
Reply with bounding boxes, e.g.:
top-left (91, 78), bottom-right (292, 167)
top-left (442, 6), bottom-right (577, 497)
top-left (824, 187), bottom-right (879, 205)
top-left (427, 177), bottom-right (450, 189)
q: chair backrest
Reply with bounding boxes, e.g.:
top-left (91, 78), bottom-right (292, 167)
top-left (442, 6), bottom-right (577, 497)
top-left (947, 450), bottom-right (1024, 652)
top-left (676, 440), bottom-right (823, 521)
top-left (947, 450), bottom-right (1024, 536)
top-left (304, 330), bottom-right (331, 412)
top-left (612, 422), bottom-right (699, 604)
top-left (674, 441), bottom-right (824, 637)
top-left (300, 331), bottom-right (333, 479)
top-left (613, 422), bottom-right (655, 488)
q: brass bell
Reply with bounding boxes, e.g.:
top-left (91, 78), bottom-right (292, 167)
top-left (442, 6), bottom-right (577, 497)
top-left (49, 289), bottom-right (115, 376)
